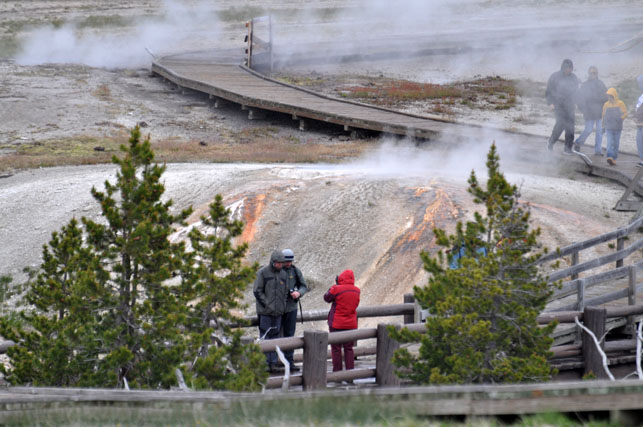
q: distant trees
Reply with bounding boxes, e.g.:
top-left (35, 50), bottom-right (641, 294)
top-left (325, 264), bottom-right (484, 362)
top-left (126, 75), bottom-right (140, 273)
top-left (391, 143), bottom-right (556, 384)
top-left (0, 127), bottom-right (267, 390)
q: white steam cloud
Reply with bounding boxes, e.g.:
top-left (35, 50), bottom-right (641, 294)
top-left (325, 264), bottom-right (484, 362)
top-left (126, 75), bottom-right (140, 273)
top-left (15, 0), bottom-right (222, 68)
top-left (269, 0), bottom-right (643, 83)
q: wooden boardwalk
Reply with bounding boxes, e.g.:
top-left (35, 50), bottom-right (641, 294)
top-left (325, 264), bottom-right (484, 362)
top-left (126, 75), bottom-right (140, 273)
top-left (3, 381), bottom-right (643, 421)
top-left (151, 51), bottom-right (643, 200)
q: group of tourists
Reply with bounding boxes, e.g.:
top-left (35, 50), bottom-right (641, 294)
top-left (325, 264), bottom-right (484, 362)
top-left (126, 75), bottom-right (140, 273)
top-left (253, 249), bottom-right (360, 375)
top-left (546, 59), bottom-right (643, 167)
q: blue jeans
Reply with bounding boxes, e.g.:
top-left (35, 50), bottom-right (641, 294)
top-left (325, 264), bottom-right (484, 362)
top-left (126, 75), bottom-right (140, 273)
top-left (280, 309), bottom-right (298, 365)
top-left (258, 314), bottom-right (282, 366)
top-left (575, 119), bottom-right (603, 154)
top-left (605, 129), bottom-right (622, 159)
top-left (637, 127), bottom-right (643, 161)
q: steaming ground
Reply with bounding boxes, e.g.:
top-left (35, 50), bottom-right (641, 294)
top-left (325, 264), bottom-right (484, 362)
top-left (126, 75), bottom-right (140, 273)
top-left (2, 0), bottom-right (643, 317)
top-left (0, 144), bottom-right (635, 323)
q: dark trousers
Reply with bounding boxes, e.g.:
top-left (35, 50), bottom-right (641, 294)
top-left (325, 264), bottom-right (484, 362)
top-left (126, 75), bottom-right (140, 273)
top-left (329, 326), bottom-right (355, 372)
top-left (548, 107), bottom-right (575, 151)
top-left (258, 314), bottom-right (282, 366)
top-left (280, 309), bottom-right (298, 365)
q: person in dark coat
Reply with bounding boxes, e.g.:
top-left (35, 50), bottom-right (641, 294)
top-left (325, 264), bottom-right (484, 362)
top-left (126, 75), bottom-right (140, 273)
top-left (546, 59), bottom-right (579, 154)
top-left (253, 250), bottom-right (288, 372)
top-left (280, 248), bottom-right (307, 372)
top-left (574, 66), bottom-right (608, 155)
top-left (324, 269), bottom-right (360, 372)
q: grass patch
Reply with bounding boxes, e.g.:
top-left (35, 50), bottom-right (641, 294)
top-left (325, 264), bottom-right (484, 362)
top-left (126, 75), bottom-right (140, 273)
top-left (0, 403), bottom-right (621, 427)
top-left (328, 75), bottom-right (520, 112)
top-left (217, 6), bottom-right (267, 23)
top-left (217, 6), bottom-right (355, 24)
top-left (77, 15), bottom-right (132, 29)
top-left (0, 36), bottom-right (20, 57)
top-left (0, 133), bottom-right (370, 173)
top-left (92, 84), bottom-right (112, 100)
top-left (339, 79), bottom-right (463, 104)
top-left (0, 135), bottom-right (123, 171)
top-left (152, 137), bottom-right (369, 164)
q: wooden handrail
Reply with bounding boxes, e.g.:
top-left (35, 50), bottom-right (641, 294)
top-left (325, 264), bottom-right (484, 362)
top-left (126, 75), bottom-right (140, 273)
top-left (547, 237), bottom-right (643, 282)
top-left (552, 262), bottom-right (643, 300)
top-left (240, 303), bottom-right (414, 327)
top-left (537, 215), bottom-right (643, 264)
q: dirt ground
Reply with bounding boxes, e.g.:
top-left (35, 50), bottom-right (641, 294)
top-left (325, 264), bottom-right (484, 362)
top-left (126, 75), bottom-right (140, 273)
top-left (1, 0), bottom-right (643, 320)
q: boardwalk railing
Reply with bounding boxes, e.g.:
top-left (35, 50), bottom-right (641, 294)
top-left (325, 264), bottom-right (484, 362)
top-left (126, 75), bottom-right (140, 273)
top-left (260, 304), bottom-right (643, 390)
top-left (538, 215), bottom-right (643, 282)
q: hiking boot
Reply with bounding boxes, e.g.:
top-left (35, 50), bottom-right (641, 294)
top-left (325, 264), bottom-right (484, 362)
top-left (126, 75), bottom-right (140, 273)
top-left (573, 143), bottom-right (581, 152)
top-left (607, 157), bottom-right (616, 166)
top-left (562, 149), bottom-right (573, 155)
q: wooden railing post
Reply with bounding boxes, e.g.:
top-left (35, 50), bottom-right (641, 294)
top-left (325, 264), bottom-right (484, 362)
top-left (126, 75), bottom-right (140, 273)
top-left (616, 236), bottom-right (625, 268)
top-left (575, 279), bottom-right (586, 343)
top-left (571, 251), bottom-right (579, 280)
top-left (576, 279), bottom-right (585, 311)
top-left (628, 266), bottom-right (637, 331)
top-left (582, 306), bottom-right (607, 379)
top-left (376, 324), bottom-right (401, 387)
top-left (302, 330), bottom-right (328, 391)
top-left (404, 294), bottom-right (415, 325)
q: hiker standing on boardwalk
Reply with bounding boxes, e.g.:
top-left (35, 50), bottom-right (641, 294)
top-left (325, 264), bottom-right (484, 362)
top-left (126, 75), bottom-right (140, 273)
top-left (546, 59), bottom-right (579, 154)
top-left (602, 87), bottom-right (628, 166)
top-left (574, 66), bottom-right (608, 155)
top-left (324, 269), bottom-right (360, 373)
top-left (253, 250), bottom-right (288, 373)
top-left (280, 248), bottom-right (307, 372)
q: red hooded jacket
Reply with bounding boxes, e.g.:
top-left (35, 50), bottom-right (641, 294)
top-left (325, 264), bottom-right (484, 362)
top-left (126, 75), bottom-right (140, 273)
top-left (324, 269), bottom-right (360, 330)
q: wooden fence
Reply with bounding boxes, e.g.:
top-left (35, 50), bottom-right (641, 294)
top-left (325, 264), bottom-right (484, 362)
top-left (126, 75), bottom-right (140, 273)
top-left (253, 216), bottom-right (643, 389)
top-left (259, 304), bottom-right (643, 390)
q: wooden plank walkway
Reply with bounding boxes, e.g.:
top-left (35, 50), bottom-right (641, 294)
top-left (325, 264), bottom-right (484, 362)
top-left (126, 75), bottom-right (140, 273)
top-left (151, 52), bottom-right (643, 199)
top-left (3, 381), bottom-right (643, 418)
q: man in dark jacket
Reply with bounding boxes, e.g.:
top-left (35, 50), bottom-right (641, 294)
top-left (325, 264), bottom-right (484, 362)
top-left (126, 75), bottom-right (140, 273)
top-left (253, 250), bottom-right (288, 372)
top-left (546, 59), bottom-right (579, 154)
top-left (574, 66), bottom-right (608, 155)
top-left (324, 269), bottom-right (360, 372)
top-left (280, 248), bottom-right (307, 372)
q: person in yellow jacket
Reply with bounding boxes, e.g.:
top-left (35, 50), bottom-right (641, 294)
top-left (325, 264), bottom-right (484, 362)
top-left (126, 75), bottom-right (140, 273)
top-left (602, 87), bottom-right (627, 165)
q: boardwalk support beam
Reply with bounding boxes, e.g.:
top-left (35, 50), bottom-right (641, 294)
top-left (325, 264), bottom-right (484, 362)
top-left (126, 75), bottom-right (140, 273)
top-left (582, 306), bottom-right (608, 379)
top-left (303, 330), bottom-right (328, 391)
top-left (376, 324), bottom-right (401, 387)
top-left (248, 108), bottom-right (265, 120)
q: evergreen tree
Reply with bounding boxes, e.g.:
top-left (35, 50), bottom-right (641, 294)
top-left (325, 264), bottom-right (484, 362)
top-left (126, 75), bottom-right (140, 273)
top-left (390, 143), bottom-right (556, 384)
top-left (181, 195), bottom-right (266, 391)
top-left (0, 127), bottom-right (266, 390)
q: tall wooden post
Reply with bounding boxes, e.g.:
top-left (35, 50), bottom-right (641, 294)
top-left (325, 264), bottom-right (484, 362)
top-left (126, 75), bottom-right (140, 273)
top-left (628, 266), bottom-right (637, 331)
top-left (303, 330), bottom-right (328, 390)
top-left (404, 293), bottom-right (415, 325)
top-left (582, 306), bottom-right (607, 379)
top-left (571, 251), bottom-right (579, 280)
top-left (376, 324), bottom-right (401, 386)
top-left (616, 237), bottom-right (625, 268)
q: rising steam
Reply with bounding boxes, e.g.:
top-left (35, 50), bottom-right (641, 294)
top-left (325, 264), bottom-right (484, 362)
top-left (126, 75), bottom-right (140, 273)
top-left (14, 0), bottom-right (222, 68)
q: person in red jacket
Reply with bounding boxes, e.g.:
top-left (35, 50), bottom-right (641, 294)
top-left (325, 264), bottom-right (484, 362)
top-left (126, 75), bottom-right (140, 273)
top-left (323, 269), bottom-right (360, 372)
